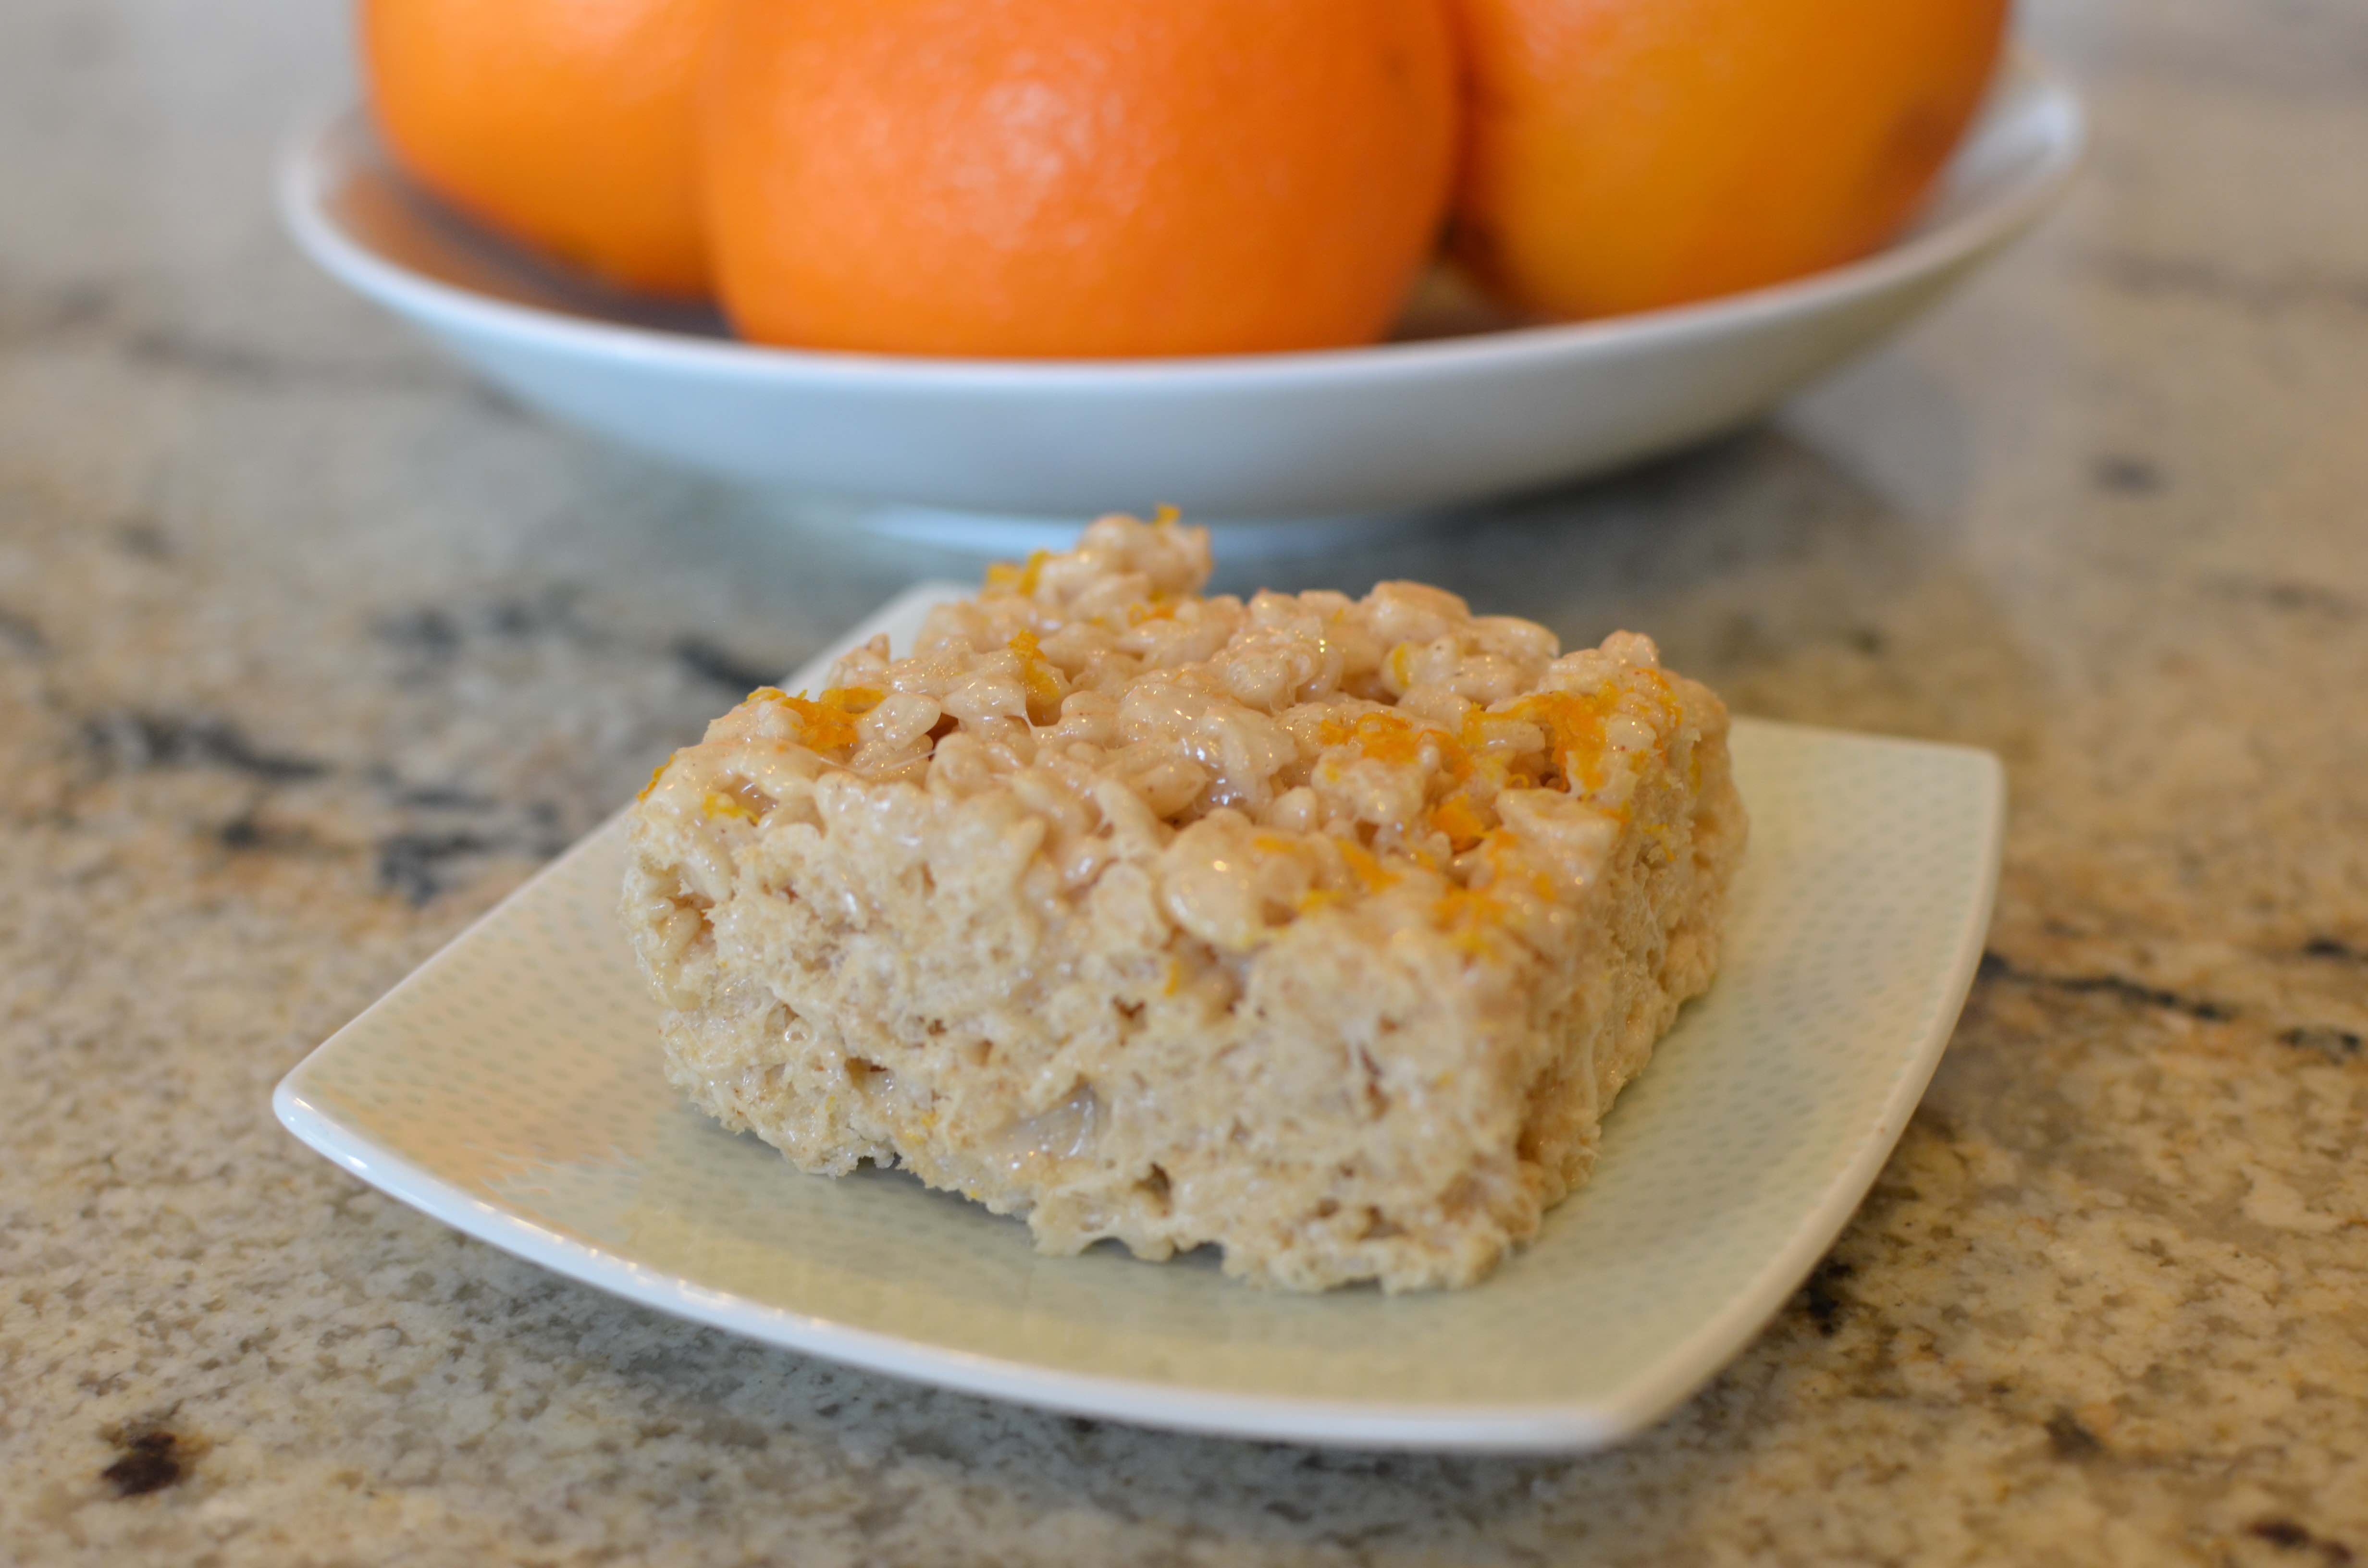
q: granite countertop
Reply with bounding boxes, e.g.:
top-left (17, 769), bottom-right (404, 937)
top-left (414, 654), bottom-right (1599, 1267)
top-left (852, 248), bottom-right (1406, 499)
top-left (5, 0), bottom-right (2365, 1562)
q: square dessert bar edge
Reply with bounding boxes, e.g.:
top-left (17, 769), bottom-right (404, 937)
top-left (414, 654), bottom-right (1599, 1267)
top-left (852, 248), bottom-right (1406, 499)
top-left (622, 514), bottom-right (1745, 1291)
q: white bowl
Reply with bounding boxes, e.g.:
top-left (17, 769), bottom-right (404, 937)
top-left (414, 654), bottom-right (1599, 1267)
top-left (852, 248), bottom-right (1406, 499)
top-left (279, 61), bottom-right (2080, 522)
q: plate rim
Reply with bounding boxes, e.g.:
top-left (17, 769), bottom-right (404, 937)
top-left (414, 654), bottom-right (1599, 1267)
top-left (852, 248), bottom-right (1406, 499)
top-left (277, 57), bottom-right (2084, 394)
top-left (272, 586), bottom-right (2006, 1452)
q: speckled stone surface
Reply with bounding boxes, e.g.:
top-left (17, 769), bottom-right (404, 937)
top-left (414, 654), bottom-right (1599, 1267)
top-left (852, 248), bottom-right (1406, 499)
top-left (4, 0), bottom-right (2365, 1563)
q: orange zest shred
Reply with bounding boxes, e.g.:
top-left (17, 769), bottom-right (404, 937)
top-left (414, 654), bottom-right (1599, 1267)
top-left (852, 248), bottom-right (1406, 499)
top-left (1320, 710), bottom-right (1460, 772)
top-left (1308, 679), bottom-right (1676, 858)
top-left (1476, 828), bottom-right (1556, 901)
top-left (748, 686), bottom-right (863, 753)
top-left (1006, 629), bottom-right (1064, 720)
top-left (1429, 795), bottom-right (1489, 852)
top-left (1151, 504), bottom-right (1182, 527)
top-left (1386, 643), bottom-right (1415, 689)
top-left (1455, 709), bottom-right (1543, 791)
top-left (817, 685), bottom-right (884, 716)
top-left (1431, 886), bottom-right (1509, 955)
top-left (1294, 887), bottom-right (1343, 916)
top-left (1507, 686), bottom-right (1623, 794)
top-left (702, 788), bottom-right (757, 822)
top-left (638, 754), bottom-right (676, 800)
top-left (1337, 839), bottom-right (1399, 894)
top-left (985, 549), bottom-right (1051, 596)
top-left (784, 696), bottom-right (862, 752)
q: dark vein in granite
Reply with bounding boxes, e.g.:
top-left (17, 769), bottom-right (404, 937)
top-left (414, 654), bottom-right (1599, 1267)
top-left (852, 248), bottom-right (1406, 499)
top-left (484, 589), bottom-right (592, 640)
top-left (372, 586), bottom-right (623, 668)
top-left (1, 283), bottom-right (464, 395)
top-left (1796, 1258), bottom-right (1856, 1338)
top-left (0, 281), bottom-right (116, 341)
top-left (83, 710), bottom-right (331, 783)
top-left (1978, 950), bottom-right (2234, 1022)
top-left (112, 519), bottom-right (174, 560)
top-left (1983, 951), bottom-right (2365, 1063)
top-left (2249, 1518), bottom-right (2357, 1565)
top-left (375, 777), bottom-right (502, 811)
top-left (49, 582), bottom-right (788, 910)
top-left (2091, 454), bottom-right (2166, 494)
top-left (0, 602), bottom-right (45, 654)
top-left (2090, 250), bottom-right (2368, 315)
top-left (67, 698), bottom-right (579, 900)
top-left (2280, 1026), bottom-right (2364, 1062)
top-left (376, 802), bottom-right (569, 905)
top-left (373, 588), bottom-right (796, 708)
top-left (121, 329), bottom-right (410, 391)
top-left (372, 606), bottom-right (464, 661)
top-left (377, 832), bottom-right (506, 906)
top-left (2045, 1409), bottom-right (2105, 1460)
top-left (2207, 575), bottom-right (2364, 620)
top-left (215, 808), bottom-right (336, 858)
top-left (99, 1412), bottom-right (200, 1499)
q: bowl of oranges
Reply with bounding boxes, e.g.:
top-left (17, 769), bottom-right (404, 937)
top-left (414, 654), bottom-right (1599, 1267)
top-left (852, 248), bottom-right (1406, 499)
top-left (284, 0), bottom-right (2081, 522)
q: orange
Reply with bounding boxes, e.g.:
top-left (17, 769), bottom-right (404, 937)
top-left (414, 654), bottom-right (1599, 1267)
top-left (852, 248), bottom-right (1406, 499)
top-left (1449, 0), bottom-right (2008, 318)
top-left (361, 0), bottom-right (722, 298)
top-left (699, 0), bottom-right (1460, 357)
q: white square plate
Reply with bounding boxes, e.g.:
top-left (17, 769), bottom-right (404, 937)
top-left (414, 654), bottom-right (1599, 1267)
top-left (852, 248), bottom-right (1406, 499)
top-left (275, 584), bottom-right (2003, 1453)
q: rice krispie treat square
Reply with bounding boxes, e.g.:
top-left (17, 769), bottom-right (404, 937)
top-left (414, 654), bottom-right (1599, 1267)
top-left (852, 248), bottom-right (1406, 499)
top-left (624, 514), bottom-right (1745, 1291)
